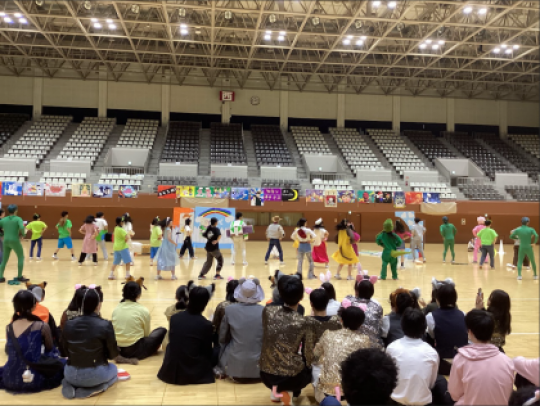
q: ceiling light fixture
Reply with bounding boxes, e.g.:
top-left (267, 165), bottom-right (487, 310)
top-left (180, 28), bottom-right (188, 35)
top-left (419, 44), bottom-right (426, 49)
top-left (35, 0), bottom-right (44, 6)
top-left (425, 39), bottom-right (432, 44)
top-left (372, 1), bottom-right (381, 8)
top-left (19, 18), bottom-right (27, 24)
top-left (356, 39), bottom-right (364, 46)
top-left (312, 16), bottom-right (319, 25)
top-left (513, 44), bottom-right (519, 49)
top-left (108, 23), bottom-right (116, 29)
top-left (492, 48), bottom-right (500, 53)
top-left (131, 4), bottom-right (140, 14)
top-left (478, 8), bottom-right (487, 14)
top-left (93, 22), bottom-right (101, 28)
top-left (346, 35), bottom-right (353, 39)
top-left (266, 30), bottom-right (271, 34)
top-left (355, 20), bottom-right (362, 29)
top-left (438, 40), bottom-right (445, 45)
top-left (388, 1), bottom-right (397, 9)
top-left (106, 19), bottom-right (113, 23)
top-left (360, 35), bottom-right (367, 40)
top-left (84, 1), bottom-right (92, 10)
top-left (180, 23), bottom-right (187, 28)
top-left (264, 34), bottom-right (271, 40)
top-left (343, 39), bottom-right (351, 45)
top-left (4, 17), bottom-right (12, 23)
top-left (432, 44), bottom-right (439, 50)
top-left (14, 12), bottom-right (21, 18)
top-left (269, 14), bottom-right (276, 23)
top-left (279, 31), bottom-right (286, 36)
top-left (504, 48), bottom-right (512, 54)
top-left (501, 44), bottom-right (507, 48)
top-left (277, 35), bottom-right (284, 41)
top-left (91, 18), bottom-right (98, 22)
top-left (0, 12), bottom-right (5, 17)
top-left (463, 6), bottom-right (473, 14)
top-left (224, 10), bottom-right (233, 19)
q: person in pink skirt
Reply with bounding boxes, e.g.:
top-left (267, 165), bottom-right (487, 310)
top-left (312, 218), bottom-right (330, 269)
top-left (78, 215), bottom-right (99, 266)
top-left (472, 216), bottom-right (489, 264)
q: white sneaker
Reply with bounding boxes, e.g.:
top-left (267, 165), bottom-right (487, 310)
top-left (149, 261), bottom-right (153, 266)
top-left (29, 257), bottom-right (33, 261)
top-left (506, 263), bottom-right (514, 268)
top-left (517, 275), bottom-right (523, 280)
top-left (36, 257), bottom-right (41, 261)
top-left (108, 274), bottom-right (116, 280)
top-left (265, 261), bottom-right (268, 265)
top-left (243, 261), bottom-right (248, 266)
top-left (231, 261), bottom-right (235, 265)
top-left (334, 274), bottom-right (342, 280)
top-left (324, 263), bottom-right (329, 269)
top-left (534, 276), bottom-right (538, 280)
top-left (400, 266), bottom-right (405, 270)
top-left (526, 266), bottom-right (532, 270)
top-left (347, 275), bottom-right (353, 280)
top-left (155, 275), bottom-right (163, 280)
top-left (280, 262), bottom-right (285, 266)
top-left (52, 254), bottom-right (58, 260)
top-left (71, 256), bottom-right (76, 262)
top-left (171, 275), bottom-right (178, 280)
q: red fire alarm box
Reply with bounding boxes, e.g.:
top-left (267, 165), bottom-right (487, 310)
top-left (220, 91), bottom-right (235, 101)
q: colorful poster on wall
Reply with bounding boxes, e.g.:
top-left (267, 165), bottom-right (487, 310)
top-left (72, 183), bottom-right (92, 198)
top-left (357, 190), bottom-right (375, 203)
top-left (214, 187), bottom-right (231, 199)
top-left (306, 189), bottom-right (323, 203)
top-left (337, 190), bottom-right (356, 203)
top-left (423, 192), bottom-right (441, 203)
top-left (250, 188), bottom-right (264, 206)
top-left (158, 185), bottom-right (177, 199)
top-left (92, 183), bottom-right (113, 198)
top-left (193, 207), bottom-right (235, 249)
top-left (263, 188), bottom-right (282, 202)
top-left (405, 192), bottom-right (423, 205)
top-left (324, 189), bottom-right (338, 208)
top-left (119, 185), bottom-right (138, 198)
top-left (374, 191), bottom-right (393, 203)
top-left (393, 191), bottom-right (406, 208)
top-left (282, 189), bottom-right (299, 202)
top-left (173, 207), bottom-right (194, 228)
top-left (176, 186), bottom-right (195, 198)
top-left (2, 181), bottom-right (22, 196)
top-left (195, 187), bottom-right (215, 198)
top-left (45, 183), bottom-right (67, 197)
top-left (231, 188), bottom-right (249, 200)
top-left (23, 182), bottom-right (44, 196)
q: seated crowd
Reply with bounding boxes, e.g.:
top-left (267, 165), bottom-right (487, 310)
top-left (0, 272), bottom-right (538, 406)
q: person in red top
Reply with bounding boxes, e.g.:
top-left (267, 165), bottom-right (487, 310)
top-left (394, 220), bottom-right (411, 270)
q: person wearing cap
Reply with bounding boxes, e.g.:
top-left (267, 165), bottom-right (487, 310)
top-left (0, 204), bottom-right (27, 283)
top-left (440, 216), bottom-right (457, 264)
top-left (510, 217), bottom-right (538, 280)
top-left (376, 219), bottom-right (403, 281)
top-left (218, 277), bottom-right (265, 380)
top-left (312, 219), bottom-right (330, 269)
top-left (265, 216), bottom-right (285, 265)
top-left (230, 212), bottom-right (248, 266)
top-left (477, 220), bottom-right (498, 270)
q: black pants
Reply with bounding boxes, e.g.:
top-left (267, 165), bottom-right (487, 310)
top-left (119, 327), bottom-right (167, 360)
top-left (79, 253), bottom-right (97, 263)
top-left (260, 368), bottom-right (311, 396)
top-left (200, 250), bottom-right (223, 276)
top-left (179, 237), bottom-right (195, 258)
top-left (265, 239), bottom-right (283, 262)
top-left (480, 244), bottom-right (495, 267)
top-left (438, 359), bottom-right (453, 376)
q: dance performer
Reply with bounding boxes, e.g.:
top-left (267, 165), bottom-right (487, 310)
top-left (508, 226), bottom-right (530, 270)
top-left (230, 212), bottom-right (247, 266)
top-left (394, 219), bottom-right (411, 269)
top-left (332, 219), bottom-right (358, 280)
top-left (0, 209), bottom-right (4, 265)
top-left (477, 220), bottom-right (498, 269)
top-left (179, 218), bottom-right (196, 260)
top-left (150, 217), bottom-right (162, 266)
top-left (264, 216), bottom-right (285, 265)
top-left (94, 212), bottom-right (109, 260)
top-left (472, 216), bottom-right (488, 264)
top-left (198, 217), bottom-right (224, 280)
top-left (0, 204), bottom-right (28, 283)
top-left (510, 217), bottom-right (538, 281)
top-left (26, 213), bottom-right (47, 261)
top-left (376, 219), bottom-right (404, 281)
top-left (440, 216), bottom-right (457, 263)
top-left (52, 211), bottom-right (76, 261)
top-left (122, 212), bottom-right (135, 266)
top-left (77, 215), bottom-right (99, 266)
top-left (312, 218), bottom-right (329, 269)
top-left (155, 217), bottom-right (179, 280)
top-left (109, 216), bottom-right (132, 280)
top-left (348, 221), bottom-right (361, 259)
top-left (410, 217), bottom-right (426, 263)
top-left (291, 218), bottom-right (316, 279)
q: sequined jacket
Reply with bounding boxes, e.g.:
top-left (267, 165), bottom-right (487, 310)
top-left (260, 305), bottom-right (309, 376)
top-left (314, 329), bottom-right (380, 402)
top-left (345, 295), bottom-right (384, 345)
top-left (304, 316), bottom-right (342, 366)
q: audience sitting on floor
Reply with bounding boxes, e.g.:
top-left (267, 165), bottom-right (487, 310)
top-left (382, 288), bottom-right (420, 347)
top-left (26, 281), bottom-right (60, 347)
top-left (162, 285), bottom-right (188, 350)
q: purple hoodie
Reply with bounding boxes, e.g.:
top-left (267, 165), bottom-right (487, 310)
top-left (449, 343), bottom-right (514, 405)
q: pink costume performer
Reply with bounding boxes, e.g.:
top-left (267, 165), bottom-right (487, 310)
top-left (472, 216), bottom-right (490, 263)
top-left (312, 218), bottom-right (330, 267)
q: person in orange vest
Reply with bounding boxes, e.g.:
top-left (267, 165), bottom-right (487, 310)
top-left (26, 281), bottom-right (60, 346)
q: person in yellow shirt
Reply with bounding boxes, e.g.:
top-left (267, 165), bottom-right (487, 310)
top-left (149, 217), bottom-right (162, 266)
top-left (112, 280), bottom-right (167, 360)
top-left (26, 213), bottom-right (47, 261)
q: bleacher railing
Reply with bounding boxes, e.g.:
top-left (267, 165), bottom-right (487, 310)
top-left (103, 166), bottom-right (145, 176)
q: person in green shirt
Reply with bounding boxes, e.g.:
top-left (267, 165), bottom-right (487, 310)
top-left (150, 217), bottom-right (163, 266)
top-left (440, 216), bottom-right (457, 263)
top-left (376, 219), bottom-right (404, 280)
top-left (477, 220), bottom-right (498, 269)
top-left (25, 213), bottom-right (47, 261)
top-left (52, 211), bottom-right (76, 261)
top-left (0, 204), bottom-right (28, 283)
top-left (510, 217), bottom-right (539, 280)
top-left (109, 216), bottom-right (132, 280)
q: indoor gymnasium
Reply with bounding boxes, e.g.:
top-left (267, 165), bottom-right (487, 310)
top-left (0, 1), bottom-right (538, 405)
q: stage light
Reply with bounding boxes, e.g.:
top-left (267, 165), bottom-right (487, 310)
top-left (343, 39), bottom-right (351, 45)
top-left (463, 6), bottom-right (473, 14)
top-left (388, 1), bottom-right (397, 9)
top-left (478, 8), bottom-right (487, 15)
top-left (93, 22), bottom-right (102, 28)
top-left (264, 34), bottom-right (271, 40)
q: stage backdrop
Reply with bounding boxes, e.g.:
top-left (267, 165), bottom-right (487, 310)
top-left (193, 207), bottom-right (235, 250)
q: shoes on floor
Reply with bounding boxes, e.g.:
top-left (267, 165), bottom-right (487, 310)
top-left (0, 277), bottom-right (5, 283)
top-left (78, 262), bottom-right (83, 266)
top-left (517, 276), bottom-right (523, 280)
top-left (155, 275), bottom-right (163, 280)
top-left (243, 261), bottom-right (248, 266)
top-left (71, 256), bottom-right (76, 262)
top-left (108, 274), bottom-right (117, 280)
top-left (15, 276), bottom-right (29, 282)
top-left (280, 262), bottom-right (285, 266)
top-left (534, 276), bottom-right (538, 280)
top-left (334, 274), bottom-right (342, 280)
top-left (149, 261), bottom-right (153, 266)
top-left (346, 275), bottom-right (353, 280)
top-left (171, 275), bottom-right (178, 280)
top-left (198, 275), bottom-right (206, 280)
top-left (52, 254), bottom-right (58, 260)
top-left (231, 261), bottom-right (235, 265)
top-left (264, 261), bottom-right (268, 265)
top-left (214, 274), bottom-right (224, 280)
top-left (324, 264), bottom-right (329, 269)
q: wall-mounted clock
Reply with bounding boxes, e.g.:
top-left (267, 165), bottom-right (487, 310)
top-left (250, 95), bottom-right (260, 106)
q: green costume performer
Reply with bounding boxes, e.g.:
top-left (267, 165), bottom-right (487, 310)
top-left (376, 219), bottom-right (403, 280)
top-left (0, 205), bottom-right (27, 283)
top-left (440, 216), bottom-right (457, 263)
top-left (510, 217), bottom-right (538, 280)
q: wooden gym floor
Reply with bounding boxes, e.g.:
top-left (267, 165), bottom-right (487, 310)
top-left (0, 239), bottom-right (537, 405)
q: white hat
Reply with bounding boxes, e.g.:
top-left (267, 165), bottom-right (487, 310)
top-left (315, 218), bottom-right (323, 225)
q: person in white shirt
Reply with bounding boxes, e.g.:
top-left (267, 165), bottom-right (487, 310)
top-left (410, 217), bottom-right (426, 263)
top-left (94, 212), bottom-right (108, 260)
top-left (122, 213), bottom-right (135, 266)
top-left (291, 218), bottom-right (316, 279)
top-left (229, 212), bottom-right (247, 266)
top-left (387, 308), bottom-right (448, 406)
top-left (179, 218), bottom-right (196, 259)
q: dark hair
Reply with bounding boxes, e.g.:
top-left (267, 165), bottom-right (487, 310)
top-left (210, 217), bottom-right (218, 226)
top-left (314, 221), bottom-right (324, 229)
top-left (123, 213), bottom-right (133, 224)
top-left (414, 217), bottom-right (421, 224)
top-left (437, 284), bottom-right (457, 308)
top-left (12, 290), bottom-right (40, 322)
top-left (336, 219), bottom-right (348, 231)
top-left (341, 349), bottom-right (398, 405)
top-left (81, 288), bottom-right (102, 315)
top-left (466, 309), bottom-right (495, 342)
top-left (225, 279), bottom-right (239, 303)
top-left (175, 285), bottom-right (188, 310)
top-left (342, 306), bottom-right (365, 330)
top-left (485, 220), bottom-right (492, 227)
top-left (487, 289), bottom-right (512, 336)
top-left (321, 282), bottom-right (336, 301)
top-left (96, 212), bottom-right (104, 218)
top-left (0, 208), bottom-right (4, 216)
top-left (310, 289), bottom-right (330, 312)
top-left (185, 218), bottom-right (191, 226)
top-left (356, 280), bottom-right (374, 300)
top-left (151, 217), bottom-right (160, 226)
top-left (395, 292), bottom-right (416, 315)
top-left (278, 276), bottom-right (304, 306)
top-left (394, 219), bottom-right (405, 234)
top-left (61, 211), bottom-right (69, 217)
top-left (430, 289), bottom-right (437, 304)
top-left (85, 215), bottom-right (95, 224)
top-left (116, 216), bottom-right (124, 226)
top-left (401, 308), bottom-right (427, 339)
top-left (297, 218), bottom-right (307, 228)
top-left (236, 212), bottom-right (243, 220)
top-left (59, 211), bottom-right (69, 226)
top-left (159, 218), bottom-right (173, 230)
top-left (509, 387), bottom-right (540, 406)
top-left (33, 213), bottom-right (40, 220)
top-left (187, 287), bottom-right (211, 314)
top-left (67, 286), bottom-right (86, 312)
top-left (121, 282), bottom-right (142, 302)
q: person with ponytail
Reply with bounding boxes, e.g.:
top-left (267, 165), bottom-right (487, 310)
top-left (25, 213), bottom-right (47, 261)
top-left (332, 219), bottom-right (359, 280)
top-left (52, 211), bottom-right (76, 261)
top-left (0, 290), bottom-right (65, 393)
top-left (77, 215), bottom-right (99, 266)
top-left (149, 217), bottom-right (162, 266)
top-left (0, 204), bottom-right (28, 283)
top-left (61, 285), bottom-right (120, 399)
top-left (112, 281), bottom-right (167, 360)
top-left (154, 217), bottom-right (179, 280)
top-left (162, 285), bottom-right (188, 350)
top-left (109, 216), bottom-right (132, 280)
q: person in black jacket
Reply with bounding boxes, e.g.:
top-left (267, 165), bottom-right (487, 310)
top-left (61, 286), bottom-right (119, 399)
top-left (158, 281), bottom-right (216, 385)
